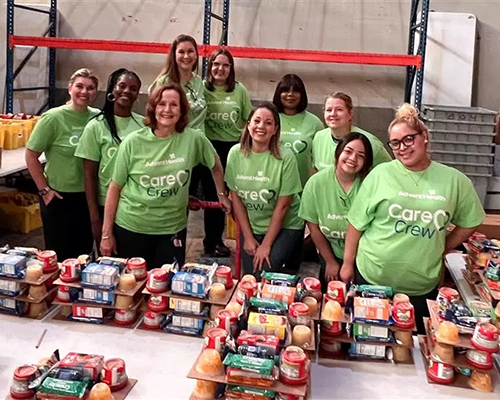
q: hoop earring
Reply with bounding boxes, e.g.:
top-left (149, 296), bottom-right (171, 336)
top-left (107, 93), bottom-right (115, 102)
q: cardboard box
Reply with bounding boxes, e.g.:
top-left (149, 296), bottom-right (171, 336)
top-left (72, 305), bottom-right (104, 319)
top-left (353, 297), bottom-right (390, 322)
top-left (353, 323), bottom-right (389, 340)
top-left (261, 284), bottom-right (296, 305)
top-left (247, 312), bottom-right (287, 340)
top-left (477, 214), bottom-right (500, 240)
top-left (59, 352), bottom-right (104, 381)
top-left (81, 264), bottom-right (119, 288)
top-left (169, 298), bottom-right (203, 314)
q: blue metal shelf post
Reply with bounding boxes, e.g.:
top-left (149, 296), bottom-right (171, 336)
top-left (202, 0), bottom-right (230, 78)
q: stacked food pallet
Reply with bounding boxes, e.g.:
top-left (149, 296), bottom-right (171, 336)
top-left (421, 105), bottom-right (497, 206)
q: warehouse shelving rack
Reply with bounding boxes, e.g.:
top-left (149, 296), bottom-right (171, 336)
top-left (4, 0), bottom-right (430, 113)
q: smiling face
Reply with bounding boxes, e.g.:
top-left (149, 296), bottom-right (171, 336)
top-left (211, 54), bottom-right (231, 85)
top-left (155, 89), bottom-right (181, 130)
top-left (280, 88), bottom-right (301, 113)
top-left (68, 77), bottom-right (97, 108)
top-left (389, 122), bottom-right (428, 169)
top-left (337, 139), bottom-right (366, 176)
top-left (324, 97), bottom-right (353, 131)
top-left (175, 41), bottom-right (198, 73)
top-left (113, 74), bottom-right (140, 110)
top-left (248, 107), bottom-right (278, 148)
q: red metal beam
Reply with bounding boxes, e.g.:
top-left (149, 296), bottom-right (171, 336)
top-left (10, 35), bottom-right (422, 68)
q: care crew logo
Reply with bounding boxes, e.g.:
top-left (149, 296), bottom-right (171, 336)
top-left (69, 126), bottom-right (83, 146)
top-left (320, 214), bottom-right (348, 240)
top-left (235, 171), bottom-right (276, 211)
top-left (389, 190), bottom-right (450, 239)
top-left (281, 129), bottom-right (307, 154)
top-left (140, 154), bottom-right (189, 197)
top-left (207, 97), bottom-right (240, 131)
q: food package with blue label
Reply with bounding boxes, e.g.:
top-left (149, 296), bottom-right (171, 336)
top-left (78, 288), bottom-right (115, 305)
top-left (81, 263), bottom-right (119, 290)
top-left (97, 257), bottom-right (126, 273)
top-left (171, 264), bottom-right (217, 299)
top-left (0, 254), bottom-right (27, 278)
top-left (0, 278), bottom-right (27, 296)
top-left (0, 297), bottom-right (26, 315)
top-left (348, 343), bottom-right (387, 360)
top-left (172, 314), bottom-right (204, 330)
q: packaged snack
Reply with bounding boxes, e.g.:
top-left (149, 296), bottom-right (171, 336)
top-left (437, 287), bottom-right (460, 319)
top-left (249, 297), bottom-right (288, 316)
top-left (353, 297), bottom-right (390, 323)
top-left (72, 305), bottom-right (104, 319)
top-left (171, 271), bottom-right (212, 298)
top-left (59, 352), bottom-right (104, 381)
top-left (98, 257), bottom-right (126, 273)
top-left (236, 331), bottom-right (280, 354)
top-left (225, 385), bottom-right (275, 400)
top-left (261, 284), bottom-right (297, 306)
top-left (223, 353), bottom-right (274, 377)
top-left (261, 272), bottom-right (298, 287)
top-left (238, 344), bottom-right (277, 359)
top-left (359, 284), bottom-right (392, 298)
top-left (469, 301), bottom-right (492, 322)
top-left (445, 302), bottom-right (477, 335)
top-left (348, 343), bottom-right (386, 360)
top-left (172, 315), bottom-right (204, 330)
top-left (37, 377), bottom-right (89, 398)
top-left (81, 264), bottom-right (119, 290)
top-left (0, 254), bottom-right (27, 278)
top-left (247, 312), bottom-right (287, 340)
top-left (352, 324), bottom-right (390, 342)
top-left (79, 288), bottom-right (115, 305)
top-left (0, 278), bottom-right (26, 297)
top-left (163, 323), bottom-right (203, 337)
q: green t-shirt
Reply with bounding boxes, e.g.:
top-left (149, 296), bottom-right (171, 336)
top-left (112, 127), bottom-right (216, 235)
top-left (27, 104), bottom-right (100, 192)
top-left (204, 82), bottom-right (253, 142)
top-left (348, 160), bottom-right (485, 296)
top-left (312, 126), bottom-right (391, 171)
top-left (75, 112), bottom-right (145, 206)
top-left (280, 111), bottom-right (324, 186)
top-left (225, 144), bottom-right (304, 235)
top-left (154, 73), bottom-right (207, 133)
top-left (299, 166), bottom-right (361, 259)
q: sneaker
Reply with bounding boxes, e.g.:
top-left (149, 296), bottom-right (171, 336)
top-left (214, 243), bottom-right (231, 257)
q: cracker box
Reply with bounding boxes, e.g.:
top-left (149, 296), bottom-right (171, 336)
top-left (172, 315), bottom-right (204, 330)
top-left (81, 264), bottom-right (119, 289)
top-left (0, 254), bottom-right (27, 278)
top-left (171, 271), bottom-right (210, 298)
top-left (79, 288), bottom-right (115, 305)
top-left (352, 323), bottom-right (390, 341)
top-left (261, 284), bottom-right (296, 306)
top-left (353, 297), bottom-right (390, 322)
top-left (72, 305), bottom-right (104, 319)
top-left (169, 298), bottom-right (203, 314)
top-left (59, 352), bottom-right (104, 381)
top-left (247, 312), bottom-right (287, 340)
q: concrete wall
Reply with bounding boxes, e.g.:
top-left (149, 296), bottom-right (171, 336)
top-left (1, 0), bottom-right (499, 138)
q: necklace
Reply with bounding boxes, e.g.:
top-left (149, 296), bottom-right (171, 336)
top-left (403, 162), bottom-right (431, 186)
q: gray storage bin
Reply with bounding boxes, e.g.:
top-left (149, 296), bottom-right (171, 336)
top-left (422, 105), bottom-right (497, 125)
top-left (431, 140), bottom-right (494, 154)
top-left (438, 160), bottom-right (493, 176)
top-left (429, 129), bottom-right (495, 144)
top-left (430, 150), bottom-right (494, 165)
top-left (469, 174), bottom-right (489, 206)
top-left (422, 117), bottom-right (495, 134)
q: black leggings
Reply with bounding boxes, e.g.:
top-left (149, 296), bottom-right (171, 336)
top-left (189, 140), bottom-right (237, 251)
top-left (39, 192), bottom-right (93, 261)
top-left (355, 267), bottom-right (437, 334)
top-left (114, 224), bottom-right (187, 270)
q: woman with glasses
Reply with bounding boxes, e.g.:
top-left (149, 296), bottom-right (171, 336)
top-left (340, 103), bottom-right (485, 332)
top-left (201, 48), bottom-right (253, 257)
top-left (299, 132), bottom-right (373, 291)
top-left (312, 92), bottom-right (390, 171)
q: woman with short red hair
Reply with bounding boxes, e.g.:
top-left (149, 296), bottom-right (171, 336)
top-left (100, 83), bottom-right (230, 268)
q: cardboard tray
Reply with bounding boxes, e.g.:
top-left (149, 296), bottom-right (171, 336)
top-left (0, 286), bottom-right (57, 304)
top-left (0, 269), bottom-right (59, 286)
top-left (52, 308), bottom-right (142, 329)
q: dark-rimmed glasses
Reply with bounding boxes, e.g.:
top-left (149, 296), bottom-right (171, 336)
top-left (387, 132), bottom-right (422, 150)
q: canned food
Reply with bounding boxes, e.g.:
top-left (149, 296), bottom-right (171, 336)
top-left (466, 349), bottom-right (493, 370)
top-left (37, 250), bottom-right (58, 273)
top-left (214, 266), bottom-right (233, 289)
top-left (10, 365), bottom-right (37, 399)
top-left (126, 258), bottom-right (147, 281)
top-left (101, 358), bottom-right (128, 391)
top-left (427, 358), bottom-right (455, 384)
top-left (146, 269), bottom-right (169, 293)
top-left (216, 309), bottom-right (238, 336)
top-left (471, 322), bottom-right (499, 352)
top-left (279, 346), bottom-right (309, 385)
top-left (326, 281), bottom-right (346, 305)
top-left (60, 258), bottom-right (81, 283)
top-left (436, 287), bottom-right (459, 319)
top-left (204, 328), bottom-right (228, 353)
top-left (288, 302), bottom-right (311, 326)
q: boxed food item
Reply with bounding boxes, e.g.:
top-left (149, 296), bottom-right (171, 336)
top-left (353, 297), bottom-right (390, 323)
top-left (247, 312), bottom-right (287, 341)
top-left (172, 315), bottom-right (204, 330)
top-left (59, 352), bottom-right (104, 381)
top-left (37, 377), bottom-right (88, 399)
top-left (224, 354), bottom-right (275, 388)
top-left (236, 331), bottom-right (280, 354)
top-left (81, 264), bottom-right (119, 289)
top-left (0, 278), bottom-right (27, 296)
top-left (0, 297), bottom-right (25, 315)
top-left (261, 284), bottom-right (296, 306)
top-left (171, 271), bottom-right (210, 298)
top-left (98, 258), bottom-right (126, 273)
top-left (79, 288), bottom-right (115, 305)
top-left (0, 254), bottom-right (27, 278)
top-left (348, 343), bottom-right (386, 359)
top-left (169, 297), bottom-right (204, 314)
top-left (72, 305), bottom-right (104, 319)
top-left (352, 323), bottom-right (390, 342)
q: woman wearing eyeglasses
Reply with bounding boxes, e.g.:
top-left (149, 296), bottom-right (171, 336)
top-left (340, 103), bottom-right (485, 332)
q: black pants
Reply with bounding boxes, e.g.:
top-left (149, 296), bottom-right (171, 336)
top-left (241, 228), bottom-right (304, 280)
top-left (114, 224), bottom-right (187, 270)
top-left (355, 267), bottom-right (438, 334)
top-left (39, 192), bottom-right (93, 261)
top-left (189, 140), bottom-right (237, 252)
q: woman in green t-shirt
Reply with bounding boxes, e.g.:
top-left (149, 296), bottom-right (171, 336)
top-left (100, 83), bottom-right (230, 269)
top-left (341, 103), bottom-right (485, 332)
top-left (225, 102), bottom-right (304, 277)
top-left (201, 48), bottom-right (253, 257)
top-left (26, 68), bottom-right (99, 260)
top-left (272, 74), bottom-right (324, 187)
top-left (299, 132), bottom-right (373, 291)
top-left (311, 92), bottom-right (391, 172)
top-left (75, 68), bottom-right (144, 248)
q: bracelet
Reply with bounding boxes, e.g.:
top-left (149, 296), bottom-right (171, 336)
top-left (101, 235), bottom-right (111, 240)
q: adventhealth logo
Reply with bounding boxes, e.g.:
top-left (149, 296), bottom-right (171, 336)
top-left (236, 172), bottom-right (270, 182)
top-left (389, 203), bottom-right (451, 239)
top-left (398, 189), bottom-right (446, 202)
top-left (327, 214), bottom-right (347, 220)
top-left (283, 139), bottom-right (307, 154)
top-left (145, 154), bottom-right (185, 167)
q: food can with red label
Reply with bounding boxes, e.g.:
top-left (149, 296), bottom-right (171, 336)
top-left (216, 309), bottom-right (238, 336)
top-left (114, 309), bottom-right (136, 326)
top-left (10, 365), bottom-right (37, 399)
top-left (101, 358), bottom-right (128, 391)
top-left (126, 258), bottom-right (147, 281)
top-left (143, 311), bottom-right (162, 329)
top-left (205, 328), bottom-right (228, 353)
top-left (57, 286), bottom-right (70, 302)
top-left (60, 259), bottom-right (81, 283)
top-left (326, 281), bottom-right (346, 305)
top-left (37, 250), bottom-right (58, 273)
top-left (235, 281), bottom-right (257, 304)
top-left (427, 358), bottom-right (455, 384)
top-left (392, 301), bottom-right (415, 329)
top-left (466, 349), bottom-right (493, 370)
top-left (303, 277), bottom-right (322, 301)
top-left (320, 320), bottom-right (344, 336)
top-left (148, 295), bottom-right (168, 312)
top-left (146, 269), bottom-right (169, 293)
top-left (436, 287), bottom-right (459, 319)
top-left (276, 395), bottom-right (304, 400)
top-left (279, 346), bottom-right (309, 385)
top-left (471, 322), bottom-right (499, 352)
top-left (288, 302), bottom-right (311, 326)
top-left (214, 266), bottom-right (233, 289)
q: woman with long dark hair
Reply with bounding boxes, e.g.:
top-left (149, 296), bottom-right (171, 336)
top-left (76, 68), bottom-right (144, 247)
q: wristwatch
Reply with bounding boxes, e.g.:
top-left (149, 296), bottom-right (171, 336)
top-left (38, 187), bottom-right (51, 196)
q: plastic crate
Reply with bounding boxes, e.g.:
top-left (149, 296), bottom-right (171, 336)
top-left (431, 140), bottom-right (494, 154)
top-left (438, 160), bottom-right (493, 176)
top-left (430, 150), bottom-right (494, 165)
top-left (0, 191), bottom-right (42, 233)
top-left (422, 117), bottom-right (495, 134)
top-left (428, 129), bottom-right (495, 144)
top-left (422, 105), bottom-right (497, 125)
